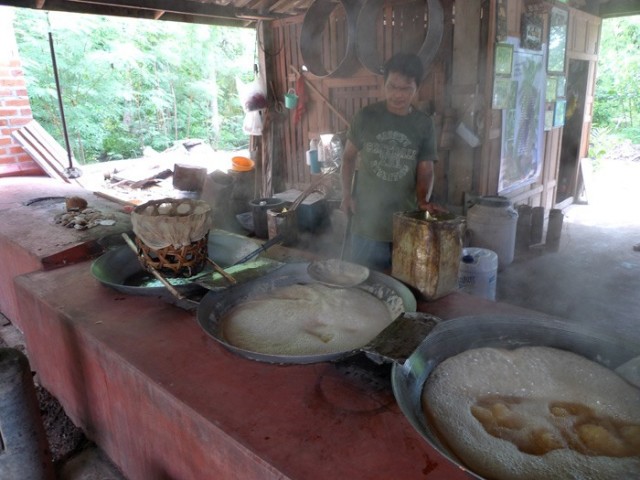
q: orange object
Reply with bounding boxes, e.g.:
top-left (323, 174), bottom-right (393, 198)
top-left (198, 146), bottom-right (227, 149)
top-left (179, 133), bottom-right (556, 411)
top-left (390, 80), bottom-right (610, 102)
top-left (231, 156), bottom-right (254, 172)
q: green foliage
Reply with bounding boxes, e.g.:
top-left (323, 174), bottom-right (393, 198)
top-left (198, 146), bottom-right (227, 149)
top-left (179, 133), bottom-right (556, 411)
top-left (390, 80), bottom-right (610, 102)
top-left (592, 16), bottom-right (640, 159)
top-left (594, 16), bottom-right (640, 135)
top-left (12, 9), bottom-right (255, 163)
top-left (619, 127), bottom-right (640, 143)
top-left (587, 126), bottom-right (616, 170)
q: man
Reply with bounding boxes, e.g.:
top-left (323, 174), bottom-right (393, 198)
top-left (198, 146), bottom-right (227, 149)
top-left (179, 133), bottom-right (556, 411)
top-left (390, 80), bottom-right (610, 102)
top-left (341, 53), bottom-right (440, 271)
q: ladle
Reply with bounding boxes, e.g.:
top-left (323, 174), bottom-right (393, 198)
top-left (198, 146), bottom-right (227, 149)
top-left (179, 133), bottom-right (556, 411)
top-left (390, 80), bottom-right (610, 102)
top-left (307, 258), bottom-right (370, 288)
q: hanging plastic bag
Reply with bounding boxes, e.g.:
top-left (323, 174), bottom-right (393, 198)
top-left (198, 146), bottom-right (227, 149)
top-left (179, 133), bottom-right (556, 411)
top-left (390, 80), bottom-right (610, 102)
top-left (243, 109), bottom-right (264, 136)
top-left (236, 75), bottom-right (267, 112)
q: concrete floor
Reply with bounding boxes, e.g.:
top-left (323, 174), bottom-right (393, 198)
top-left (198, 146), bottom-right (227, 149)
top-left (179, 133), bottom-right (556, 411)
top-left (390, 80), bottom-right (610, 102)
top-left (1, 154), bottom-right (638, 480)
top-left (57, 447), bottom-right (125, 480)
top-left (496, 155), bottom-right (640, 344)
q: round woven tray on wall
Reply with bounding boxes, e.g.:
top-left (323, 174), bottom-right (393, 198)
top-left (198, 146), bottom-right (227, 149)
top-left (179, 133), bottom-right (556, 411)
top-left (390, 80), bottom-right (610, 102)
top-left (131, 198), bottom-right (212, 277)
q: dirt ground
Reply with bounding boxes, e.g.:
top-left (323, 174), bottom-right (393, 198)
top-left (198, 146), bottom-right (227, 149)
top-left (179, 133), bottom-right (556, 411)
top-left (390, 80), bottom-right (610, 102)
top-left (36, 386), bottom-right (88, 463)
top-left (0, 316), bottom-right (88, 466)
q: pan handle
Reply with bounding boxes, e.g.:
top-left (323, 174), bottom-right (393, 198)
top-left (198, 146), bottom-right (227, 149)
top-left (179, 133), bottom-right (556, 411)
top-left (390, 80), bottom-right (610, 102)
top-left (231, 234), bottom-right (284, 266)
top-left (361, 312), bottom-right (441, 365)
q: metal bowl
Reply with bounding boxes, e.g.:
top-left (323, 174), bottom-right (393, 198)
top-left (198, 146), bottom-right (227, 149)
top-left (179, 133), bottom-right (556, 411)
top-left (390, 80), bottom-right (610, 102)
top-left (391, 315), bottom-right (640, 479)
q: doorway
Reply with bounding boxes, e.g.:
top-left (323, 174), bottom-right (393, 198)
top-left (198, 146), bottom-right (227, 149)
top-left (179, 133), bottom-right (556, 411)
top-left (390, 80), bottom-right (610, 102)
top-left (556, 59), bottom-right (589, 205)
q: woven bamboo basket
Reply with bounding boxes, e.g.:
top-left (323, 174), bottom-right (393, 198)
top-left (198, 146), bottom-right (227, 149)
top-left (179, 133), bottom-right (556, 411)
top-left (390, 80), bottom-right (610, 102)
top-left (131, 198), bottom-right (212, 277)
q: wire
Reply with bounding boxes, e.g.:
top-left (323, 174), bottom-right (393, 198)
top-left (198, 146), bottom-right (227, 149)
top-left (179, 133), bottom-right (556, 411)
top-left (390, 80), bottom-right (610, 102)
top-left (255, 20), bottom-right (283, 57)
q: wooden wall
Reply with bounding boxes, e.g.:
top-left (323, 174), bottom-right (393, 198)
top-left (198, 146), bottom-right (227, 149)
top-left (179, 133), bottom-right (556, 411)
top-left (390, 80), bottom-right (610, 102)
top-left (477, 1), bottom-right (601, 211)
top-left (259, 0), bottom-right (601, 212)
top-left (263, 0), bottom-right (454, 201)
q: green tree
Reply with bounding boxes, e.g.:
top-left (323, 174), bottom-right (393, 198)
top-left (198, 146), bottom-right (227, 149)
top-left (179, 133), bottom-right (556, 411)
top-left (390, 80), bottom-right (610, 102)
top-left (13, 9), bottom-right (255, 163)
top-left (594, 16), bottom-right (640, 141)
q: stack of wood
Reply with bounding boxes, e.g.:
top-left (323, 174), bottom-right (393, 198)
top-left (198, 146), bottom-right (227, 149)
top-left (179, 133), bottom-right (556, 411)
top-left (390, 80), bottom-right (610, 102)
top-left (11, 120), bottom-right (78, 184)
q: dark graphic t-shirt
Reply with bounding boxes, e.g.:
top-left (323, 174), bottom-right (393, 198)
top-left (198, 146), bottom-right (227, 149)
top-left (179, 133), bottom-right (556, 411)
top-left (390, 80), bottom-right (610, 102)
top-left (347, 101), bottom-right (437, 241)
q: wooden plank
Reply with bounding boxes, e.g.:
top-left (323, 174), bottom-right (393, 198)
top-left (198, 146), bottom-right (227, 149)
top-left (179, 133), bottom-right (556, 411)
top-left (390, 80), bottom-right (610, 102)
top-left (579, 157), bottom-right (593, 203)
top-left (323, 76), bottom-right (379, 88)
top-left (283, 22), bottom-right (297, 186)
top-left (586, 17), bottom-right (600, 55)
top-left (24, 121), bottom-right (72, 171)
top-left (294, 22), bottom-right (308, 187)
top-left (383, 5), bottom-right (392, 59)
top-left (11, 128), bottom-right (70, 183)
top-left (479, 0), bottom-right (496, 195)
top-left (542, 128), bottom-right (562, 209)
top-left (93, 190), bottom-right (139, 207)
top-left (402, 1), bottom-right (425, 53)
top-left (290, 66), bottom-right (350, 127)
top-left (329, 7), bottom-right (339, 74)
top-left (572, 17), bottom-right (588, 54)
top-left (507, 184), bottom-right (544, 204)
top-left (15, 123), bottom-right (67, 173)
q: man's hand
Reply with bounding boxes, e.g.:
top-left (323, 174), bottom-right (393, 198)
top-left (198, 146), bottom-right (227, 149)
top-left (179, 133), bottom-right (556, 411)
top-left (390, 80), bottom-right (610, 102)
top-left (340, 196), bottom-right (356, 215)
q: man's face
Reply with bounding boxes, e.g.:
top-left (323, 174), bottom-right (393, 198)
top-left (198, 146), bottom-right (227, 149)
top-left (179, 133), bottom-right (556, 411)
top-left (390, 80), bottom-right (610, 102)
top-left (384, 72), bottom-right (417, 116)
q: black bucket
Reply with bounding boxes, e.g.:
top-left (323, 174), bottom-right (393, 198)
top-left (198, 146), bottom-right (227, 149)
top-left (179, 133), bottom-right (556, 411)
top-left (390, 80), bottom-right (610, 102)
top-left (249, 198), bottom-right (286, 239)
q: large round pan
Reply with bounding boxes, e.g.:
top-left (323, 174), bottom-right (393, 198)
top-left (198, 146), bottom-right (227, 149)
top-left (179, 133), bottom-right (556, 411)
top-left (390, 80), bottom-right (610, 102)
top-left (197, 262), bottom-right (417, 364)
top-left (391, 315), bottom-right (640, 479)
top-left (91, 230), bottom-right (267, 297)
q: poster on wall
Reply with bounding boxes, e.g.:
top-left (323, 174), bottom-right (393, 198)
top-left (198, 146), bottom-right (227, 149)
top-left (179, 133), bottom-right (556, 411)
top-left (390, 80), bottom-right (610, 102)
top-left (547, 7), bottom-right (569, 74)
top-left (498, 49), bottom-right (546, 194)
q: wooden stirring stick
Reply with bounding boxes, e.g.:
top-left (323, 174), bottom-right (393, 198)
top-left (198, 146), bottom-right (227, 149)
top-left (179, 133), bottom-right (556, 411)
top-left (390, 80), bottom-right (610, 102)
top-left (121, 233), bottom-right (187, 301)
top-left (206, 257), bottom-right (237, 285)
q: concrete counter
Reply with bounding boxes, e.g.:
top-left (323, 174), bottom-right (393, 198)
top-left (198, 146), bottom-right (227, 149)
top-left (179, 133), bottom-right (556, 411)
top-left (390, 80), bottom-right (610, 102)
top-left (4, 177), bottom-right (547, 479)
top-left (14, 262), bottom-right (482, 479)
top-left (0, 177), bottom-right (133, 328)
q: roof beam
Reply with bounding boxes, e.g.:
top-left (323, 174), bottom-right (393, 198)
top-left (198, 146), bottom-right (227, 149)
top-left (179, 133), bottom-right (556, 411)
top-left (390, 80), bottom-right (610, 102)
top-left (65, 0), bottom-right (282, 20)
top-left (598, 0), bottom-right (640, 17)
top-left (0, 0), bottom-right (285, 25)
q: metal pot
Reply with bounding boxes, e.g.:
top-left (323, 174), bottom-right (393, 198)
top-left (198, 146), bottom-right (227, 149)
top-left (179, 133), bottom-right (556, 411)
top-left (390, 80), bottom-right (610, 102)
top-left (196, 262), bottom-right (424, 364)
top-left (391, 315), bottom-right (640, 479)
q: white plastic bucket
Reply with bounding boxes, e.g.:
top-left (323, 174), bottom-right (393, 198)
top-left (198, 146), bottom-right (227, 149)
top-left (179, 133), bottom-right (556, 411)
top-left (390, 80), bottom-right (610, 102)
top-left (457, 247), bottom-right (498, 300)
top-left (466, 196), bottom-right (518, 270)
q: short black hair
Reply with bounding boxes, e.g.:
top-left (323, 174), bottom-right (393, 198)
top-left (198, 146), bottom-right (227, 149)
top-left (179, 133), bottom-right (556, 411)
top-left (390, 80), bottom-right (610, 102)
top-left (383, 53), bottom-right (424, 86)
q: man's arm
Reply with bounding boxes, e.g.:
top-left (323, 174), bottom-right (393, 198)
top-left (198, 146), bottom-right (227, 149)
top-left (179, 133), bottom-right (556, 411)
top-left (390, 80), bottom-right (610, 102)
top-left (340, 139), bottom-right (359, 214)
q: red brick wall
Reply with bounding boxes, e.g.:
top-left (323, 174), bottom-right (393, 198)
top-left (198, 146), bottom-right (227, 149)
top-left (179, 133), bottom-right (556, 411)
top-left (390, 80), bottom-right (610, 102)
top-left (0, 9), bottom-right (43, 178)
